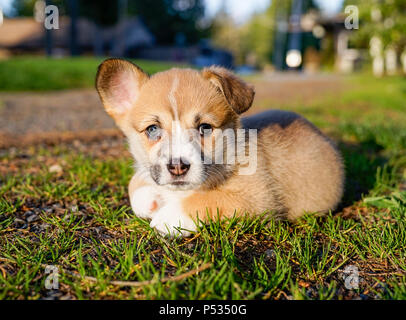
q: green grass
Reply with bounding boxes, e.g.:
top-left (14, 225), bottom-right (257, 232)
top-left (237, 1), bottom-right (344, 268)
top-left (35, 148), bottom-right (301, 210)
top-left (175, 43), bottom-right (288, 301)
top-left (0, 73), bottom-right (406, 300)
top-left (254, 74), bottom-right (406, 131)
top-left (0, 56), bottom-right (186, 91)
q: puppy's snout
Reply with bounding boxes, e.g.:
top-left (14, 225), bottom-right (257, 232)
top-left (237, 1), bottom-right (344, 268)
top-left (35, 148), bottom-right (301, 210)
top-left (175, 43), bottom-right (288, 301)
top-left (167, 158), bottom-right (190, 177)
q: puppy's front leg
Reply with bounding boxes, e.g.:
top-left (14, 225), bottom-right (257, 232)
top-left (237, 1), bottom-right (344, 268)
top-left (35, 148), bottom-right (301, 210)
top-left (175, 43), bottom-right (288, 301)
top-left (130, 176), bottom-right (196, 237)
top-left (128, 174), bottom-right (163, 219)
top-left (150, 190), bottom-right (255, 237)
top-left (150, 198), bottom-right (197, 237)
top-left (136, 187), bottom-right (252, 237)
top-left (182, 190), bottom-right (251, 222)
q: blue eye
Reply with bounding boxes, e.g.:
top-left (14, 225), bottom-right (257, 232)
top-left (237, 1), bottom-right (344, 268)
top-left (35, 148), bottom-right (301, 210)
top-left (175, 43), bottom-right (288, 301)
top-left (146, 125), bottom-right (161, 140)
top-left (198, 123), bottom-right (213, 136)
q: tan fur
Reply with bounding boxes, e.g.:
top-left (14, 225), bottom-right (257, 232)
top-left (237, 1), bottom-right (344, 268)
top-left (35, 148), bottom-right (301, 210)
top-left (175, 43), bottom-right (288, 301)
top-left (185, 112), bottom-right (344, 221)
top-left (202, 67), bottom-right (255, 114)
top-left (96, 59), bottom-right (344, 224)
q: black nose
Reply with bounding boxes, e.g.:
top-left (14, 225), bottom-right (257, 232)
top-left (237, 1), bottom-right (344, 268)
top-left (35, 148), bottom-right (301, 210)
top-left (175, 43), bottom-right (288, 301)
top-left (167, 158), bottom-right (190, 176)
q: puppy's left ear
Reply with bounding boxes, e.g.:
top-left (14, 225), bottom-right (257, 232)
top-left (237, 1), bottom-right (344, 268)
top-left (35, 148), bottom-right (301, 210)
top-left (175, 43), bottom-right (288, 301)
top-left (202, 66), bottom-right (255, 114)
top-left (96, 58), bottom-right (149, 121)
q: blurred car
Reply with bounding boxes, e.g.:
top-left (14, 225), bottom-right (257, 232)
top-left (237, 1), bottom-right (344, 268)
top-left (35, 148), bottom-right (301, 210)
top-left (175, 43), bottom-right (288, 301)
top-left (192, 40), bottom-right (234, 69)
top-left (235, 65), bottom-right (257, 75)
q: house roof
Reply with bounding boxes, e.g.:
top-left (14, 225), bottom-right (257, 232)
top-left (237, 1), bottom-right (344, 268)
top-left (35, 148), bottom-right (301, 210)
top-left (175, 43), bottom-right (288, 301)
top-left (0, 18), bottom-right (43, 48)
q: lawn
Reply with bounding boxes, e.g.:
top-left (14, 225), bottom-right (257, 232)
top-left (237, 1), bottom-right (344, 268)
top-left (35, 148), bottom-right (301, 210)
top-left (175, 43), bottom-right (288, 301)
top-left (0, 62), bottom-right (405, 299)
top-left (0, 56), bottom-right (185, 91)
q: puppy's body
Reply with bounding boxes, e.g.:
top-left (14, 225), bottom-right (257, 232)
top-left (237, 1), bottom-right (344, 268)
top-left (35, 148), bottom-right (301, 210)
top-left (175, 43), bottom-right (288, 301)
top-left (96, 59), bottom-right (344, 236)
top-left (241, 110), bottom-right (343, 220)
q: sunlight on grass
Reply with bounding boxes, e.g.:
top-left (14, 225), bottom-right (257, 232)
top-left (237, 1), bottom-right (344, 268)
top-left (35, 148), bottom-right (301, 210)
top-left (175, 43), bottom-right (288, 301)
top-left (0, 56), bottom-right (188, 91)
top-left (0, 72), bottom-right (405, 299)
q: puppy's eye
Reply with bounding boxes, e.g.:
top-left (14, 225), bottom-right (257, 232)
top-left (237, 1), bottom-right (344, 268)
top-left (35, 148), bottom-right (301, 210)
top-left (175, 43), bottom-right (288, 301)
top-left (145, 125), bottom-right (161, 140)
top-left (198, 123), bottom-right (213, 137)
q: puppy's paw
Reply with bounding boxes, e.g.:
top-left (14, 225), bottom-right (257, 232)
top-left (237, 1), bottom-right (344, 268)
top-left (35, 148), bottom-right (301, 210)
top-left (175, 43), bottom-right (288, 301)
top-left (130, 186), bottom-right (163, 219)
top-left (150, 202), bottom-right (196, 237)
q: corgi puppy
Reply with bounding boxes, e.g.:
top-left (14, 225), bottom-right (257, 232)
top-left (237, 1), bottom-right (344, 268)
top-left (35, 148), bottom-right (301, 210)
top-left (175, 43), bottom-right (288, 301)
top-left (96, 58), bottom-right (344, 237)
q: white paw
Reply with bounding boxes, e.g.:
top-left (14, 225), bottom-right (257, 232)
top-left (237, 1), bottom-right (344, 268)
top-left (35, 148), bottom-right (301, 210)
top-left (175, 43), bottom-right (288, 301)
top-left (130, 186), bottom-right (163, 219)
top-left (150, 201), bottom-right (197, 237)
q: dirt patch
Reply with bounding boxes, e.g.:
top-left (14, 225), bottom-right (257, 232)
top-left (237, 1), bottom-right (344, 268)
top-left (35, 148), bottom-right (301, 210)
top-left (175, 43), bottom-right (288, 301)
top-left (0, 90), bottom-right (113, 135)
top-left (249, 73), bottom-right (345, 111)
top-left (0, 128), bottom-right (124, 149)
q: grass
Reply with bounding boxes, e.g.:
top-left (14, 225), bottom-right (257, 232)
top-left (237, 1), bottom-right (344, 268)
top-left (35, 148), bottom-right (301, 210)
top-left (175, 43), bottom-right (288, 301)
top-left (0, 56), bottom-right (186, 91)
top-left (0, 71), bottom-right (406, 300)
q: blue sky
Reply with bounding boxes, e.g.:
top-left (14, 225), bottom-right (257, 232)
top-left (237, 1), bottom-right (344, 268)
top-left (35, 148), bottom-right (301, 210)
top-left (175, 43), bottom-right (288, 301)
top-left (0, 0), bottom-right (12, 15)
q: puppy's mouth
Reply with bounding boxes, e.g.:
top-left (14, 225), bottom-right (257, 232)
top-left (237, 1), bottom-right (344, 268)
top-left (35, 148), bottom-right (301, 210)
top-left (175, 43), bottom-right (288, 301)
top-left (165, 180), bottom-right (197, 191)
top-left (170, 181), bottom-right (190, 186)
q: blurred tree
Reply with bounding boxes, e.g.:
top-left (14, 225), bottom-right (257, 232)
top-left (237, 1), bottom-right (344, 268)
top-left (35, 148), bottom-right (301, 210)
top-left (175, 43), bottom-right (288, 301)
top-left (344, 0), bottom-right (406, 74)
top-left (12, 0), bottom-right (208, 44)
top-left (210, 2), bottom-right (278, 67)
top-left (12, 0), bottom-right (36, 16)
top-left (128, 0), bottom-right (208, 44)
top-left (12, 0), bottom-right (67, 16)
top-left (241, 4), bottom-right (278, 67)
top-left (210, 6), bottom-right (244, 64)
top-left (344, 0), bottom-right (406, 51)
top-left (80, 0), bottom-right (119, 26)
top-left (12, 0), bottom-right (116, 25)
top-left (211, 0), bottom-right (319, 68)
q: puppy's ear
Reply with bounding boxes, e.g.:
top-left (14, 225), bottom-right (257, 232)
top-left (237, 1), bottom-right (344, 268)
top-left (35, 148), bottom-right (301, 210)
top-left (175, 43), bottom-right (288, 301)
top-left (96, 58), bottom-right (149, 120)
top-left (202, 66), bottom-right (255, 114)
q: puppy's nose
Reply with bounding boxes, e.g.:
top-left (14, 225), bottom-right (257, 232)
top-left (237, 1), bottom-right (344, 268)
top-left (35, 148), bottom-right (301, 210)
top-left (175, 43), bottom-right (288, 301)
top-left (167, 158), bottom-right (190, 176)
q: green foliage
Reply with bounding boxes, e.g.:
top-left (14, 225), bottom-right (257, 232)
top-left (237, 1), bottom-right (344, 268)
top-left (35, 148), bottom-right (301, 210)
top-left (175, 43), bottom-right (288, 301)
top-left (345, 0), bottom-right (406, 52)
top-left (11, 0), bottom-right (67, 17)
top-left (210, 4), bottom-right (276, 66)
top-left (240, 8), bottom-right (276, 66)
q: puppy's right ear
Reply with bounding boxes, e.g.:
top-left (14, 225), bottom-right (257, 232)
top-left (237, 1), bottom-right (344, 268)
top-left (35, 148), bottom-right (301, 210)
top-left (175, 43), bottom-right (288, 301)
top-left (96, 58), bottom-right (149, 121)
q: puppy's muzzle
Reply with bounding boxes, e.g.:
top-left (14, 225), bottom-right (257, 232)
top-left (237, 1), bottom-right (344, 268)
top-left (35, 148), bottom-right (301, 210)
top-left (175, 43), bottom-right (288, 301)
top-left (167, 158), bottom-right (190, 177)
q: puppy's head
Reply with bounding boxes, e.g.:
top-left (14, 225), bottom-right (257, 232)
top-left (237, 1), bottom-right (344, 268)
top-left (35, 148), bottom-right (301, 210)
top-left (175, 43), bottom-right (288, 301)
top-left (96, 59), bottom-right (255, 190)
